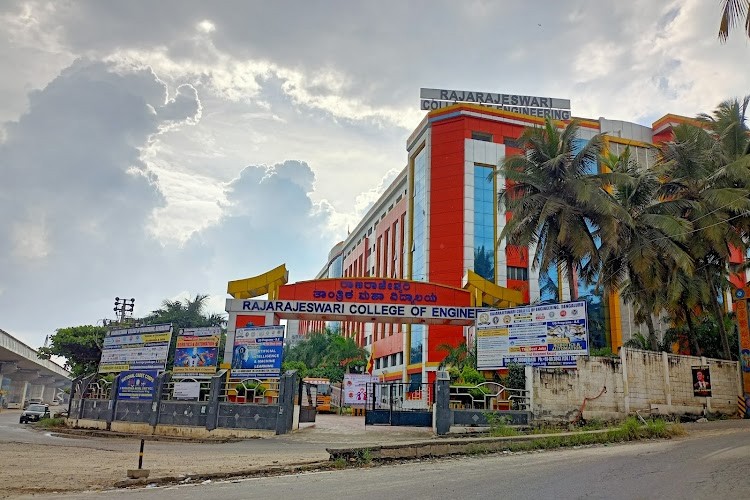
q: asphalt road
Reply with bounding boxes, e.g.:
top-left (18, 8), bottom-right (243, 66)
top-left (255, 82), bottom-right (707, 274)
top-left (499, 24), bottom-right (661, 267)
top-left (26, 419), bottom-right (749, 500)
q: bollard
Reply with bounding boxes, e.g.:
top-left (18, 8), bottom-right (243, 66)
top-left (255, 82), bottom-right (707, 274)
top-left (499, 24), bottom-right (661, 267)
top-left (127, 438), bottom-right (150, 479)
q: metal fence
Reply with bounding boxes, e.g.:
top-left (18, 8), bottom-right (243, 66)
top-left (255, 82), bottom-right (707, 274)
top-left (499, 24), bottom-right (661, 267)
top-left (221, 377), bottom-right (280, 405)
top-left (369, 382), bottom-right (434, 412)
top-left (82, 376), bottom-right (112, 400)
top-left (449, 382), bottom-right (529, 411)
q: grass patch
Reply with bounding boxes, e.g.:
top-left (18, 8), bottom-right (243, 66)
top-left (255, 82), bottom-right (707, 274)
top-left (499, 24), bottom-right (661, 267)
top-left (485, 413), bottom-right (520, 437)
top-left (34, 417), bottom-right (67, 429)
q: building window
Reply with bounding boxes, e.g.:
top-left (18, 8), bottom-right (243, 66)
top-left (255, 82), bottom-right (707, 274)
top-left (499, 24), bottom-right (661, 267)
top-left (472, 131), bottom-right (493, 142)
top-left (507, 266), bottom-right (529, 281)
top-left (412, 149), bottom-right (427, 281)
top-left (474, 164), bottom-right (495, 281)
top-left (410, 324), bottom-right (424, 364)
top-left (503, 136), bottom-right (522, 149)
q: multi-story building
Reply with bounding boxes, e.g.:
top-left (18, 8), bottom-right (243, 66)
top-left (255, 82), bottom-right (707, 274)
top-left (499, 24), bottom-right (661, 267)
top-left (298, 90), bottom-right (745, 385)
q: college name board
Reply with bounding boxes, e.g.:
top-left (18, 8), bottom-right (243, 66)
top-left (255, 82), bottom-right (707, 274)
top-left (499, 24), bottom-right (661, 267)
top-left (226, 299), bottom-right (477, 325)
top-left (99, 324), bottom-right (172, 373)
top-left (476, 301), bottom-right (588, 369)
top-left (420, 87), bottom-right (572, 120)
top-left (231, 326), bottom-right (284, 378)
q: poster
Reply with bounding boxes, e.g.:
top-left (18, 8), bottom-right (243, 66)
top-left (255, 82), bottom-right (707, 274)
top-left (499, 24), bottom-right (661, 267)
top-left (173, 327), bottom-right (220, 377)
top-left (117, 370), bottom-right (157, 401)
top-left (476, 301), bottom-right (588, 369)
top-left (99, 324), bottom-right (172, 373)
top-left (343, 374), bottom-right (377, 405)
top-left (692, 366), bottom-right (712, 397)
top-left (173, 381), bottom-right (201, 400)
top-left (231, 326), bottom-right (284, 378)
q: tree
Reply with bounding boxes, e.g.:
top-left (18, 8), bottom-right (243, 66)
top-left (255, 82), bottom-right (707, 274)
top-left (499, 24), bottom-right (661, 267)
top-left (598, 147), bottom-right (694, 350)
top-left (283, 328), bottom-right (366, 383)
top-left (499, 118), bottom-right (621, 300)
top-left (718, 0), bottom-right (750, 42)
top-left (38, 325), bottom-right (107, 377)
top-left (656, 122), bottom-right (750, 358)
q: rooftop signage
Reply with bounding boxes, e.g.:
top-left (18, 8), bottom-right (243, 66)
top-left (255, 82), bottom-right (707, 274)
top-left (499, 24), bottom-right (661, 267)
top-left (420, 87), bottom-right (571, 120)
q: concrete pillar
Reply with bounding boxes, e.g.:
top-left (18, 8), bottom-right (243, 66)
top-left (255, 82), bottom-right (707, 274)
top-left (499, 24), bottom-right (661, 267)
top-left (276, 371), bottom-right (298, 435)
top-left (20, 381), bottom-right (29, 408)
top-left (525, 365), bottom-right (534, 416)
top-left (621, 347), bottom-right (630, 414)
top-left (701, 356), bottom-right (712, 414)
top-left (149, 372), bottom-right (171, 427)
top-left (662, 352), bottom-right (672, 407)
top-left (205, 369), bottom-right (227, 431)
top-left (106, 373), bottom-right (121, 428)
top-left (434, 371), bottom-right (451, 436)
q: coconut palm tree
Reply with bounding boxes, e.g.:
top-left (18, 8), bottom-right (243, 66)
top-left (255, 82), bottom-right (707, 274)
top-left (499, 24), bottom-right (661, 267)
top-left (657, 123), bottom-right (750, 358)
top-left (499, 118), bottom-right (622, 300)
top-left (598, 148), bottom-right (694, 350)
top-left (718, 0), bottom-right (750, 42)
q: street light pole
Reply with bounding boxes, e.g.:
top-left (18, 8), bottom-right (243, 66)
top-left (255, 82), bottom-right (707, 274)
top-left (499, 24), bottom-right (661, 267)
top-left (114, 297), bottom-right (135, 324)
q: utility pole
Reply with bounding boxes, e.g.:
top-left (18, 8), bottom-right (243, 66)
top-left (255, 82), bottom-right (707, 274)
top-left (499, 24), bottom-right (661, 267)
top-left (113, 297), bottom-right (136, 324)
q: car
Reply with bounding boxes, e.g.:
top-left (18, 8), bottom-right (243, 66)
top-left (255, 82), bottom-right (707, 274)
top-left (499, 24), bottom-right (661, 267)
top-left (22, 398), bottom-right (44, 410)
top-left (19, 404), bottom-right (50, 424)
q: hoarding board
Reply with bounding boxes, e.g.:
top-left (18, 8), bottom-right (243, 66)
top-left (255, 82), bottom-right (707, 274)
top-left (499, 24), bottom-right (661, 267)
top-left (173, 326), bottom-right (221, 377)
top-left (99, 324), bottom-right (172, 373)
top-left (692, 366), bottom-right (712, 397)
top-left (116, 370), bottom-right (158, 401)
top-left (231, 326), bottom-right (284, 378)
top-left (476, 301), bottom-right (588, 369)
top-left (343, 374), bottom-right (377, 405)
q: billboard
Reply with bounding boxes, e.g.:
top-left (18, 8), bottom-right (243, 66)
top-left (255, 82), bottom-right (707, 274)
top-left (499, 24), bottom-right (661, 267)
top-left (231, 325), bottom-right (284, 378)
top-left (343, 374), bottom-right (377, 405)
top-left (476, 301), bottom-right (588, 369)
top-left (117, 370), bottom-right (158, 401)
top-left (99, 324), bottom-right (172, 373)
top-left (692, 366), bottom-right (712, 397)
top-left (173, 327), bottom-right (221, 377)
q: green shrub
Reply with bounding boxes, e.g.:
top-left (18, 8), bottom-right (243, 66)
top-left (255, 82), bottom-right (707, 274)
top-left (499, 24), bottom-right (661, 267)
top-left (35, 417), bottom-right (67, 429)
top-left (485, 413), bottom-right (519, 437)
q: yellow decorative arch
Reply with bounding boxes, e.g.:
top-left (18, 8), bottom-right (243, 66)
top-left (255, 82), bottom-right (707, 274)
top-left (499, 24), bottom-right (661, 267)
top-left (227, 264), bottom-right (289, 299)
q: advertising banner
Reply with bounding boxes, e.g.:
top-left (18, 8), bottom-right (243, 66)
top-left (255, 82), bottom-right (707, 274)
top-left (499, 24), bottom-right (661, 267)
top-left (231, 326), bottom-right (284, 378)
top-left (343, 374), bottom-right (377, 405)
top-left (117, 370), bottom-right (158, 401)
top-left (173, 326), bottom-right (221, 377)
top-left (99, 324), bottom-right (172, 373)
top-left (476, 301), bottom-right (588, 369)
top-left (173, 381), bottom-right (201, 400)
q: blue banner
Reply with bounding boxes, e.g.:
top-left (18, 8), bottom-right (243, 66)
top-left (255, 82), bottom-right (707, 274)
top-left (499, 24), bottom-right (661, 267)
top-left (117, 370), bottom-right (158, 401)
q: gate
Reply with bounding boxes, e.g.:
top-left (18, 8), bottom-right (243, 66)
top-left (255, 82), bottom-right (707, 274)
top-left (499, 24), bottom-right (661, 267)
top-left (364, 382), bottom-right (434, 427)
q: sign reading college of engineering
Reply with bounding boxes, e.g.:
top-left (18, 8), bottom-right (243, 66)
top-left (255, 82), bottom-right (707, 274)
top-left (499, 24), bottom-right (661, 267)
top-left (231, 325), bottom-right (284, 378)
top-left (99, 324), bottom-right (172, 373)
top-left (476, 301), bottom-right (588, 369)
top-left (173, 326), bottom-right (220, 377)
top-left (420, 88), bottom-right (572, 120)
top-left (226, 299), bottom-right (477, 325)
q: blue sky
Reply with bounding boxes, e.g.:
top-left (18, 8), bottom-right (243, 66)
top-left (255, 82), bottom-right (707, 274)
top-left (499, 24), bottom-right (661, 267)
top-left (1, 0), bottom-right (750, 348)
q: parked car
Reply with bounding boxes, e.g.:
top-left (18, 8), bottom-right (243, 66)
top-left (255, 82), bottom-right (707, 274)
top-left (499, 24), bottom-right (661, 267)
top-left (19, 404), bottom-right (50, 423)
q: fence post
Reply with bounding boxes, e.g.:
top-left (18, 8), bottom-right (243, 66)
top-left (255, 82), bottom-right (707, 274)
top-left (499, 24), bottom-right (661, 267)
top-left (76, 374), bottom-right (96, 420)
top-left (275, 370), bottom-right (298, 435)
top-left (205, 369), bottom-right (226, 431)
top-left (701, 356), bottom-right (712, 414)
top-left (106, 373), bottom-right (121, 429)
top-left (435, 371), bottom-right (451, 436)
top-left (149, 372), bottom-right (171, 428)
top-left (621, 347), bottom-right (630, 414)
top-left (662, 352), bottom-right (672, 407)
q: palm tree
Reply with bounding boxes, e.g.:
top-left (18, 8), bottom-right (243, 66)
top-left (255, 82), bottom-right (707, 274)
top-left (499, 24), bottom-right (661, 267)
top-left (598, 148), bottom-right (694, 350)
top-left (499, 118), bottom-right (622, 300)
top-left (718, 0), bottom-right (750, 42)
top-left (657, 123), bottom-right (750, 358)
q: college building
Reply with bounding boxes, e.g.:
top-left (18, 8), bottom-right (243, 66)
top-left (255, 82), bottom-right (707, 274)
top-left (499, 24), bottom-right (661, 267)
top-left (289, 88), bottom-right (746, 386)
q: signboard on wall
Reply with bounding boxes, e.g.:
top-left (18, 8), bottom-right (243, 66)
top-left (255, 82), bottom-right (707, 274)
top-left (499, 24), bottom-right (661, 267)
top-left (231, 325), bottom-right (284, 378)
top-left (99, 324), bottom-right (172, 373)
top-left (173, 381), bottom-right (201, 400)
top-left (476, 301), bottom-right (588, 369)
top-left (173, 327), bottom-right (221, 377)
top-left (419, 88), bottom-right (572, 120)
top-left (116, 370), bottom-right (158, 401)
top-left (343, 374), bottom-right (377, 405)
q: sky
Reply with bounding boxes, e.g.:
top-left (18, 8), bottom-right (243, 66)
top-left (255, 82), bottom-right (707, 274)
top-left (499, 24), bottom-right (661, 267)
top-left (1, 0), bottom-right (750, 350)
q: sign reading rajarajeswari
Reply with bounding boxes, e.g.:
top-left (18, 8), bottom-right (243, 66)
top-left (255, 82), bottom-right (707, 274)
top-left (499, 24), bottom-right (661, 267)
top-left (231, 326), bottom-right (284, 378)
top-left (99, 324), bottom-right (172, 373)
top-left (476, 301), bottom-right (588, 369)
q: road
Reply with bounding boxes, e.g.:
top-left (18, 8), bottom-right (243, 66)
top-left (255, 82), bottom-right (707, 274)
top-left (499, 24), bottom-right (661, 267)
top-left (20, 419), bottom-right (749, 500)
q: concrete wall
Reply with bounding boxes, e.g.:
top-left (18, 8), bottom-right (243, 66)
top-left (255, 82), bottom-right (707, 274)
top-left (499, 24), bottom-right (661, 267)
top-left (531, 348), bottom-right (740, 421)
